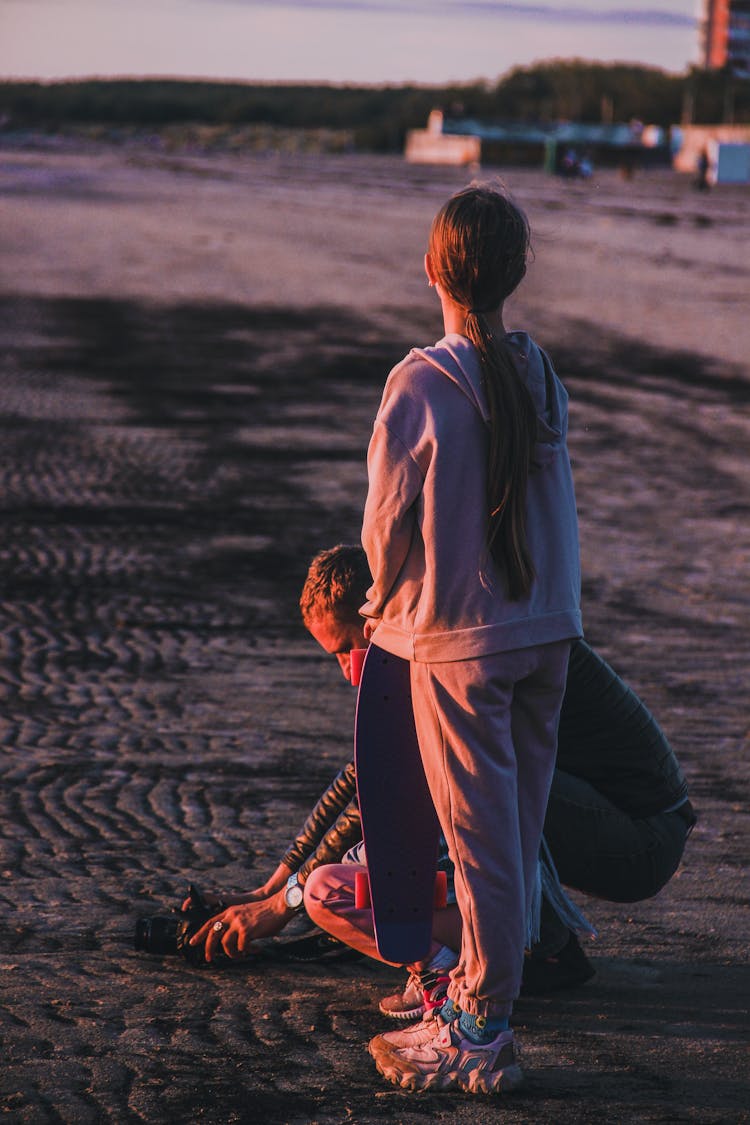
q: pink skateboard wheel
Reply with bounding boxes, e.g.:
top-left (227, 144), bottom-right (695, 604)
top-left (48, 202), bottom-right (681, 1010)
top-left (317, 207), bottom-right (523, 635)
top-left (355, 870), bottom-right (371, 909)
top-left (350, 647), bottom-right (368, 686)
top-left (354, 870), bottom-right (445, 911)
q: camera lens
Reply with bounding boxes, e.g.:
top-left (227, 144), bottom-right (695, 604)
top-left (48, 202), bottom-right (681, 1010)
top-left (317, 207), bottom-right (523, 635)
top-left (134, 915), bottom-right (179, 955)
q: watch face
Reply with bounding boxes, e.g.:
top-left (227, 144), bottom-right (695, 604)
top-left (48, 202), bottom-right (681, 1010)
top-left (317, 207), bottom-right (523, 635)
top-left (286, 884), bottom-right (304, 909)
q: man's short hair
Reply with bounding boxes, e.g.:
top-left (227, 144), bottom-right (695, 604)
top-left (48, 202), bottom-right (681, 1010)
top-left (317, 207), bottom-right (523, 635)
top-left (300, 544), bottom-right (371, 625)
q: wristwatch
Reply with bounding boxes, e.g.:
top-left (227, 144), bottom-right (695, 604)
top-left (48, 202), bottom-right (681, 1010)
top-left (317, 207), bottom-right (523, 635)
top-left (284, 872), bottom-right (305, 911)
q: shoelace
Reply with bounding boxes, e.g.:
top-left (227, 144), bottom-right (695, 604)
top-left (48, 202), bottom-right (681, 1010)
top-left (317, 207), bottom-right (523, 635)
top-left (403, 970), bottom-right (423, 996)
top-left (417, 967), bottom-right (443, 993)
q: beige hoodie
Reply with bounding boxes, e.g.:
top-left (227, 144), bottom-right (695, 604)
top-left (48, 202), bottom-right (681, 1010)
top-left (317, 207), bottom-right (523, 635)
top-left (361, 332), bottom-right (582, 662)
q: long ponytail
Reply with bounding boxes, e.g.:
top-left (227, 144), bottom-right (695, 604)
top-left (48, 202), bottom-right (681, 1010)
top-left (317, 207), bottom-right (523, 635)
top-left (466, 312), bottom-right (536, 599)
top-left (429, 186), bottom-right (536, 600)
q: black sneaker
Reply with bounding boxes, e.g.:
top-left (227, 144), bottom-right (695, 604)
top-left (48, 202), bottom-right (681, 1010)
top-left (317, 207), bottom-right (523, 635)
top-left (520, 931), bottom-right (595, 995)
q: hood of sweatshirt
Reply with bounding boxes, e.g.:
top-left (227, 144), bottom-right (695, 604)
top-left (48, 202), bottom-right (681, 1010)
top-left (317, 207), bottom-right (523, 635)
top-left (412, 331), bottom-right (567, 468)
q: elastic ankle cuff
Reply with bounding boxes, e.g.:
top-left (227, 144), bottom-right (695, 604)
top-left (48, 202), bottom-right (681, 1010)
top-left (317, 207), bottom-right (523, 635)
top-left (458, 1011), bottom-right (510, 1042)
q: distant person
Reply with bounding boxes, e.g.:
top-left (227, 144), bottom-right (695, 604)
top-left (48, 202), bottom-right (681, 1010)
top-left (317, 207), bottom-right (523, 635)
top-left (695, 148), bottom-right (711, 192)
top-left (561, 148), bottom-right (580, 178)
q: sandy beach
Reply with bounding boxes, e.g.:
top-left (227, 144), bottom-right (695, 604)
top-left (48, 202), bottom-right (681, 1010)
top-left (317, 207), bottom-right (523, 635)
top-left (0, 140), bottom-right (749, 1123)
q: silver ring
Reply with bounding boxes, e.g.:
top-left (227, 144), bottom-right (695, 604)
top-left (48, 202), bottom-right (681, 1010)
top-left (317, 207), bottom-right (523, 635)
top-left (212, 920), bottom-right (224, 932)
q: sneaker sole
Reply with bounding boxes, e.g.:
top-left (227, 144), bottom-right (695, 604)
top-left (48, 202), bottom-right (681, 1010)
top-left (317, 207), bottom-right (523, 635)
top-left (378, 1002), bottom-right (426, 1021)
top-left (373, 1052), bottom-right (523, 1094)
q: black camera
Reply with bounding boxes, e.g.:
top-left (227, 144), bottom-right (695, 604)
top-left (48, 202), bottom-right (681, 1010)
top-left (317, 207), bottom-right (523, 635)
top-left (134, 884), bottom-right (219, 963)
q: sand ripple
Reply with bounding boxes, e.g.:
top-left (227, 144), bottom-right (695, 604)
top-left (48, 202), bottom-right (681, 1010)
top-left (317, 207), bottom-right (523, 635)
top-left (0, 149), bottom-right (748, 1122)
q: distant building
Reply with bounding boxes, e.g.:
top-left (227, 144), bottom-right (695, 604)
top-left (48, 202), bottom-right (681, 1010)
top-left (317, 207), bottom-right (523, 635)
top-left (404, 110), bottom-right (481, 166)
top-left (404, 111), bottom-right (670, 171)
top-left (703, 0), bottom-right (750, 77)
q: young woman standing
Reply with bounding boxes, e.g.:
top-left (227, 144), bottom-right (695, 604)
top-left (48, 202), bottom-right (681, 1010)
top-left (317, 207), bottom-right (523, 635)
top-left (361, 185), bottom-right (582, 1093)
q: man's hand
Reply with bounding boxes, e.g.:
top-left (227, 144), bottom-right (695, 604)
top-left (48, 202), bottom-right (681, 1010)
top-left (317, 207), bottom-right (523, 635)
top-left (179, 887), bottom-right (269, 912)
top-left (189, 889), bottom-right (297, 962)
top-left (180, 889), bottom-right (225, 912)
top-left (180, 862), bottom-right (296, 915)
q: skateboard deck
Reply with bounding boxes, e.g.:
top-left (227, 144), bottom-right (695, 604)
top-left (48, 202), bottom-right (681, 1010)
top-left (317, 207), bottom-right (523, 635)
top-left (354, 644), bottom-right (440, 963)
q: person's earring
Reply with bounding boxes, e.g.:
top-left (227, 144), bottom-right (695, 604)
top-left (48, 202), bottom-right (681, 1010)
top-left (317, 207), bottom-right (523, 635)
top-left (428, 280), bottom-right (434, 288)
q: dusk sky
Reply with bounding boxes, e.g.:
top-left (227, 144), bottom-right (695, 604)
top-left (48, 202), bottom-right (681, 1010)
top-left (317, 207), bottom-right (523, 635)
top-left (2, 0), bottom-right (702, 84)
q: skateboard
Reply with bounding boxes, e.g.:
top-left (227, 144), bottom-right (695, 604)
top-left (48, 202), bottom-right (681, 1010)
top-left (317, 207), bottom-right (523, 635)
top-left (353, 643), bottom-right (445, 963)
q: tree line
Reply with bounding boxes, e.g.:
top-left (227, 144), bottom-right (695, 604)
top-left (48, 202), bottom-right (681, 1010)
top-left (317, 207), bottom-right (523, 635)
top-left (2, 62), bottom-right (748, 151)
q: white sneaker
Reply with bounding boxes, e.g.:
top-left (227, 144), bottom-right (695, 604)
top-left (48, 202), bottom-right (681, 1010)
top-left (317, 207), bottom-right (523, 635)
top-left (369, 1018), bottom-right (523, 1094)
top-left (369, 1009), bottom-right (450, 1056)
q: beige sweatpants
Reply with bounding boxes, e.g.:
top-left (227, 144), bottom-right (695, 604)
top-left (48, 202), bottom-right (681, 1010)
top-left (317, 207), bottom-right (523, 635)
top-left (409, 640), bottom-right (571, 1019)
